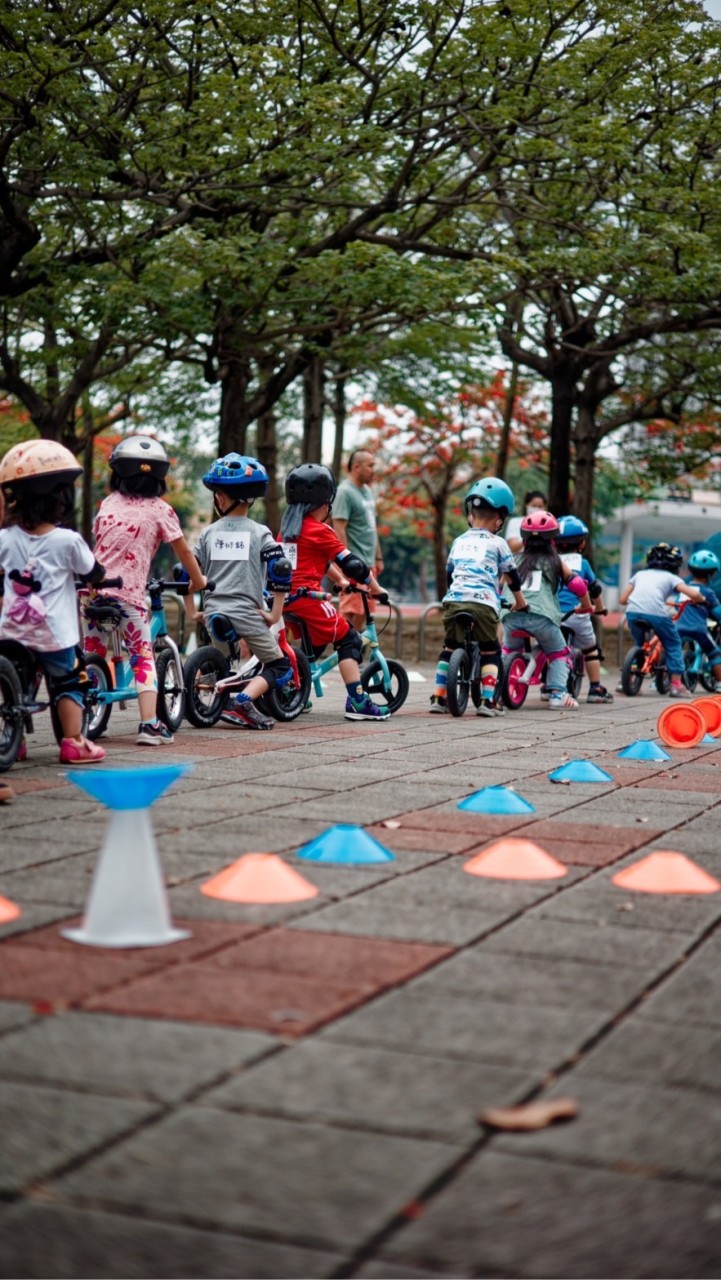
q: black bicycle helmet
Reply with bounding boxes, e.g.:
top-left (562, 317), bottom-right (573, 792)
top-left (284, 463), bottom-right (336, 507)
top-left (647, 542), bottom-right (682, 571)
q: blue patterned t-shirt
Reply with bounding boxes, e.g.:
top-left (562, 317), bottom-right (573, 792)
top-left (443, 529), bottom-right (515, 615)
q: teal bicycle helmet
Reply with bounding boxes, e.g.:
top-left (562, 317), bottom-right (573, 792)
top-left (689, 549), bottom-right (720, 574)
top-left (464, 477), bottom-right (515, 519)
top-left (202, 454), bottom-right (269, 499)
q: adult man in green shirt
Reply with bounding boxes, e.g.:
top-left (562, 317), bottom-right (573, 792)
top-left (333, 448), bottom-right (384, 634)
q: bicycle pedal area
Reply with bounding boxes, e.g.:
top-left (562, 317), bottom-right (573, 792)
top-left (2, 664), bottom-right (721, 1277)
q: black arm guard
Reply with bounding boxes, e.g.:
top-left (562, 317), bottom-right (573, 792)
top-left (335, 549), bottom-right (370, 584)
top-left (506, 566), bottom-right (522, 592)
top-left (589, 579), bottom-right (603, 600)
top-left (265, 552), bottom-right (293, 592)
top-left (78, 559), bottom-right (106, 585)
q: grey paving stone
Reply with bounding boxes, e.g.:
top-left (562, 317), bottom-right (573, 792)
top-left (202, 1040), bottom-right (534, 1144)
top-left (0, 1081), bottom-right (157, 1193)
top-left (577, 1017), bottom-right (721, 1094)
top-left (0, 901), bottom-right (72, 938)
top-left (0, 1000), bottom-right (34, 1034)
top-left (0, 1012), bottom-right (275, 1103)
top-left (319, 987), bottom-right (608, 1072)
top-left (290, 898), bottom-right (505, 946)
top-left (0, 1202), bottom-right (343, 1279)
top-left (637, 950), bottom-right (721, 1028)
top-left (478, 914), bottom-right (694, 970)
top-left (56, 1109), bottom-right (460, 1251)
top-left (374, 1149), bottom-right (721, 1278)
top-left (494, 1075), bottom-right (721, 1181)
top-left (0, 864), bottom-right (94, 907)
top-left (356, 1262), bottom-right (446, 1279)
top-left (535, 881), bottom-right (721, 936)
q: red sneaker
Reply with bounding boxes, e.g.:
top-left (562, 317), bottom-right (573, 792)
top-left (58, 737), bottom-right (106, 765)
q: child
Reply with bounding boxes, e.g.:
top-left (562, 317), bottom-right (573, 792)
top-left (84, 435), bottom-right (207, 744)
top-left (279, 462), bottom-right (389, 721)
top-left (430, 477), bottom-right (526, 716)
top-left (0, 439), bottom-right (107, 764)
top-left (676, 550), bottom-right (721, 688)
top-left (619, 543), bottom-right (703, 698)
top-left (183, 452), bottom-right (292, 730)
top-left (556, 515), bottom-right (612, 703)
top-left (502, 509), bottom-right (592, 710)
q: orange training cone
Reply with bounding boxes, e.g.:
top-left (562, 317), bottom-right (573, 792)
top-left (693, 697), bottom-right (721, 738)
top-left (464, 838), bottom-right (567, 881)
top-left (0, 894), bottom-right (21, 924)
top-left (612, 850), bottom-right (721, 895)
top-left (200, 853), bottom-right (319, 904)
top-left (657, 702), bottom-right (706, 749)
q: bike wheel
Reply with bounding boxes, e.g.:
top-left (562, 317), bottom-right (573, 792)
top-left (470, 677), bottom-right (483, 709)
top-left (655, 663), bottom-right (671, 696)
top-left (701, 669), bottom-right (717, 694)
top-left (682, 639), bottom-right (699, 692)
top-left (500, 654), bottom-right (529, 708)
top-left (621, 646), bottom-right (645, 696)
top-left (360, 658), bottom-right (410, 714)
top-left (156, 647), bottom-right (186, 732)
top-left (567, 648), bottom-right (585, 699)
top-left (83, 655), bottom-right (113, 740)
top-left (262, 648), bottom-right (312, 722)
top-left (0, 656), bottom-right (23, 772)
top-left (183, 647), bottom-right (230, 727)
top-left (445, 649), bottom-right (470, 717)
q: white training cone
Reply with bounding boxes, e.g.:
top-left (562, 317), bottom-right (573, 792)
top-left (61, 766), bottom-right (191, 949)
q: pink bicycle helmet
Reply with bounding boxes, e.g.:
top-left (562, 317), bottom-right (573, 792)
top-left (520, 509), bottom-right (559, 541)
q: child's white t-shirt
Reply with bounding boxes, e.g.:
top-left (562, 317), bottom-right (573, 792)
top-left (625, 569), bottom-right (684, 616)
top-left (0, 525), bottom-right (94, 650)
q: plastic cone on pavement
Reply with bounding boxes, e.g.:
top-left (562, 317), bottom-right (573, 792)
top-left (657, 702), bottom-right (706, 749)
top-left (612, 850), bottom-right (720, 895)
top-left (617, 740), bottom-right (671, 762)
top-left (692, 697), bottom-right (721, 738)
top-left (458, 786), bottom-right (536, 815)
top-left (0, 894), bottom-right (21, 924)
top-left (201, 854), bottom-right (318, 903)
top-left (296, 824), bottom-right (395, 865)
top-left (465, 838), bottom-right (567, 881)
top-left (548, 760), bottom-right (613, 783)
top-left (700, 733), bottom-right (717, 746)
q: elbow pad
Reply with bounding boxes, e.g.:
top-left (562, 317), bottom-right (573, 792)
top-left (336, 549), bottom-right (370, 584)
top-left (566, 573), bottom-right (588, 599)
top-left (79, 559), bottom-right (106, 585)
top-left (588, 579), bottom-right (603, 601)
top-left (265, 553), bottom-right (293, 592)
top-left (506, 567), bottom-right (522, 593)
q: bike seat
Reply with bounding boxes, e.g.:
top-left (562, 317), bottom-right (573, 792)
top-left (83, 601), bottom-right (124, 627)
top-left (283, 611), bottom-right (317, 659)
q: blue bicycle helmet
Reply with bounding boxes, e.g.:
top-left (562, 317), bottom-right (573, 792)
top-left (464, 477), bottom-right (515, 519)
top-left (689, 549), bottom-right (720, 574)
top-left (557, 515), bottom-right (589, 549)
top-left (202, 453), bottom-right (269, 498)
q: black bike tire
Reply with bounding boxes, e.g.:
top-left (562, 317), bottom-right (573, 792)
top-left (701, 670), bottom-right (717, 694)
top-left (621, 646), bottom-right (645, 696)
top-left (183, 646), bottom-right (230, 727)
top-left (655, 663), bottom-right (671, 696)
top-left (681, 638), bottom-right (699, 692)
top-left (262, 648), bottom-right (312, 722)
top-left (83, 655), bottom-right (113, 740)
top-left (446, 649), bottom-right (470, 717)
top-left (360, 657), bottom-right (410, 714)
top-left (470, 678), bottom-right (483, 708)
top-left (0, 655), bottom-right (23, 772)
top-left (156, 647), bottom-right (186, 732)
top-left (567, 648), bottom-right (585, 699)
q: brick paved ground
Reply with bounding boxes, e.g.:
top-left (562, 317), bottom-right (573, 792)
top-left (1, 665), bottom-right (721, 1278)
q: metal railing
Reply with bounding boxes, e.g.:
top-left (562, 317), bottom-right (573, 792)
top-left (417, 602), bottom-right (443, 662)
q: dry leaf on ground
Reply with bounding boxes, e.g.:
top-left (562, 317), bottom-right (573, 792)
top-left (479, 1097), bottom-right (579, 1131)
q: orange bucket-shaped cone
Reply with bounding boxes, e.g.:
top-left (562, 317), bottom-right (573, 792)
top-left (657, 702), bottom-right (706, 749)
top-left (0, 894), bottom-right (21, 924)
top-left (465, 838), bottom-right (567, 881)
top-left (692, 697), bottom-right (721, 738)
top-left (612, 850), bottom-right (720, 895)
top-left (201, 853), bottom-right (319, 904)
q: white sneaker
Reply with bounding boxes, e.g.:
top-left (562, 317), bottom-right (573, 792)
top-left (548, 691), bottom-right (579, 710)
top-left (476, 702), bottom-right (505, 717)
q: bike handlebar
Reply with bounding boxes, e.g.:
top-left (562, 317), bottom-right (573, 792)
top-left (76, 576), bottom-right (123, 590)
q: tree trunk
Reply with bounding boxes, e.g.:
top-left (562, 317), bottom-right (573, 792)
top-left (302, 357), bottom-right (325, 462)
top-left (218, 355), bottom-right (252, 456)
top-left (495, 363), bottom-right (518, 480)
top-left (432, 496), bottom-right (447, 602)
top-left (547, 374), bottom-right (575, 514)
top-left (80, 402), bottom-right (94, 542)
top-left (256, 402), bottom-right (280, 534)
top-left (331, 371), bottom-right (346, 480)
top-left (572, 403), bottom-right (600, 557)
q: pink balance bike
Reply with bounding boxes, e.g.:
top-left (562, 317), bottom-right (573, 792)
top-left (500, 608), bottom-right (603, 710)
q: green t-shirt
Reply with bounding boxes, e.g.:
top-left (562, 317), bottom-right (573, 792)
top-left (333, 479), bottom-right (377, 565)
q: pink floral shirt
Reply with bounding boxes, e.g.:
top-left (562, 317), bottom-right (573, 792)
top-left (92, 493), bottom-right (182, 610)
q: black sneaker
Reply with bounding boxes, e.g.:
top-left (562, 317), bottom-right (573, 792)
top-left (221, 701), bottom-right (275, 729)
top-left (136, 720), bottom-right (174, 745)
top-left (429, 695), bottom-right (448, 714)
top-left (587, 685), bottom-right (613, 703)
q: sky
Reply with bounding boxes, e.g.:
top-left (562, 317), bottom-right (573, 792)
top-left (703, 0), bottom-right (721, 17)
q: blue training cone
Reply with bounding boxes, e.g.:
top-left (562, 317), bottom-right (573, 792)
top-left (549, 760), bottom-right (613, 783)
top-left (296, 824), bottom-right (395, 865)
top-left (458, 786), bottom-right (535, 815)
top-left (701, 733), bottom-right (717, 746)
top-left (617, 740), bottom-right (671, 762)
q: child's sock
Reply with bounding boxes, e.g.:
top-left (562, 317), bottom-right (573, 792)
top-left (480, 671), bottom-right (497, 703)
top-left (345, 681), bottom-right (365, 705)
top-left (234, 691), bottom-right (252, 707)
top-left (434, 651), bottom-right (451, 699)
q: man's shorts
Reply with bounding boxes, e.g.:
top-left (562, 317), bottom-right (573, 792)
top-left (286, 594), bottom-right (350, 649)
top-left (442, 601), bottom-right (499, 647)
top-left (338, 590), bottom-right (376, 620)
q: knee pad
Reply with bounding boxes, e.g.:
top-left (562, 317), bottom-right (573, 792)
top-left (479, 645), bottom-right (501, 672)
top-left (583, 645), bottom-right (603, 663)
top-left (263, 656), bottom-right (292, 691)
top-left (336, 627), bottom-right (363, 664)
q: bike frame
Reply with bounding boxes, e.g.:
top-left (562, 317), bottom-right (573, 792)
top-left (82, 581), bottom-right (182, 711)
top-left (287, 588), bottom-right (393, 701)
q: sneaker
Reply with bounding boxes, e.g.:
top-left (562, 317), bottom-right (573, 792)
top-left (136, 720), bottom-right (174, 745)
top-left (0, 781), bottom-right (14, 804)
top-left (669, 684), bottom-right (690, 699)
top-left (476, 701), bottom-right (505, 718)
top-left (17, 740), bottom-right (27, 762)
top-left (540, 685), bottom-right (551, 702)
top-left (344, 696), bottom-right (390, 722)
top-left (587, 685), bottom-right (613, 703)
top-left (220, 701), bottom-right (275, 730)
top-left (429, 695), bottom-right (448, 714)
top-left (548, 691), bottom-right (579, 710)
top-left (59, 737), bottom-right (106, 764)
